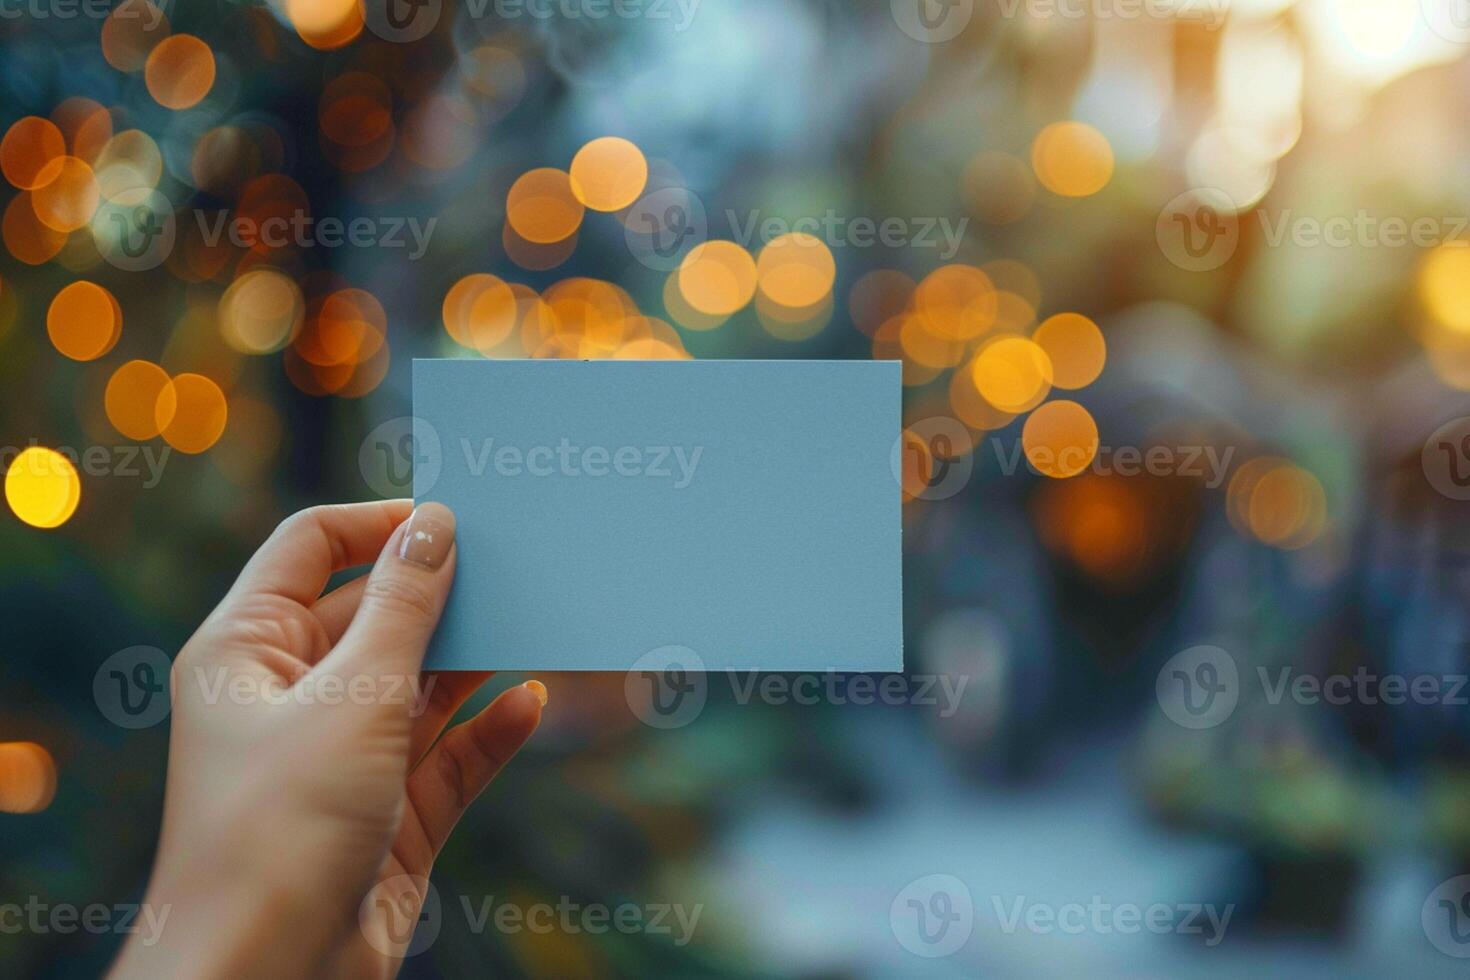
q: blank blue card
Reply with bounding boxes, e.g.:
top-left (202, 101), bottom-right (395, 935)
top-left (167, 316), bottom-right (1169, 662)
top-left (413, 359), bottom-right (903, 672)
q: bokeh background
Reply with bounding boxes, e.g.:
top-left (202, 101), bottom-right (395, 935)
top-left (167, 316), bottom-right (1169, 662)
top-left (5, 0), bottom-right (1470, 975)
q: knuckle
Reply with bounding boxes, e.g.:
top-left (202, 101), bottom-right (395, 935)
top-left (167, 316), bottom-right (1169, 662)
top-left (438, 737), bottom-right (474, 810)
top-left (362, 575), bottom-right (439, 621)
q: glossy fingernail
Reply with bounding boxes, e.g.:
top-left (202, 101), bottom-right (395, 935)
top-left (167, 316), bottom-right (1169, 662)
top-left (399, 502), bottom-right (455, 570)
top-left (523, 680), bottom-right (548, 706)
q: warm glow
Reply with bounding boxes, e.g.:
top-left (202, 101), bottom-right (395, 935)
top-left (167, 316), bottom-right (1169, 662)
top-left (1032, 313), bottom-right (1105, 389)
top-left (47, 281), bottom-right (121, 361)
top-left (3, 193), bottom-right (67, 265)
top-left (677, 240), bottom-right (758, 316)
top-left (31, 157), bottom-right (100, 233)
top-left (286, 0), bottom-right (363, 49)
top-left (0, 743), bottom-right (57, 813)
top-left (220, 269), bottom-right (304, 354)
top-left (756, 232), bottom-right (836, 309)
top-left (1228, 456), bottom-right (1328, 550)
top-left (5, 448), bottom-right (81, 529)
top-left (1031, 122), bottom-right (1114, 198)
top-left (145, 34), bottom-right (217, 110)
top-left (156, 373), bottom-right (229, 454)
top-left (970, 336), bottom-right (1053, 412)
top-left (105, 359), bottom-right (174, 440)
top-left (913, 264), bottom-right (997, 341)
top-left (101, 0), bottom-right (170, 72)
top-left (1419, 245), bottom-right (1470, 332)
top-left (569, 137), bottom-right (649, 212)
top-left (51, 97), bottom-right (114, 165)
top-left (1, 116), bottom-right (65, 190)
top-left (506, 168), bottom-right (584, 244)
top-left (1022, 400), bottom-right (1099, 478)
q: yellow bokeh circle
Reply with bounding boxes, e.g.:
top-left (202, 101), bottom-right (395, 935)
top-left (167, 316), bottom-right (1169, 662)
top-left (5, 447), bottom-right (81, 529)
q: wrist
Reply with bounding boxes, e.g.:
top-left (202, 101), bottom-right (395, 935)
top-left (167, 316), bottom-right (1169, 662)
top-left (110, 859), bottom-right (348, 980)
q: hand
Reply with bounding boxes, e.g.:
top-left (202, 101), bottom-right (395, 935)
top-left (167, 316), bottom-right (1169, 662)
top-left (110, 500), bottom-right (546, 980)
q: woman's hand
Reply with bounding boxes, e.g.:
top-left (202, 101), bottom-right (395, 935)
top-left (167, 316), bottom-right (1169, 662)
top-left (110, 500), bottom-right (545, 980)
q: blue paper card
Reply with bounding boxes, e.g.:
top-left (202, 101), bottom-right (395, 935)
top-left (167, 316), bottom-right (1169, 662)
top-left (413, 359), bottom-right (902, 672)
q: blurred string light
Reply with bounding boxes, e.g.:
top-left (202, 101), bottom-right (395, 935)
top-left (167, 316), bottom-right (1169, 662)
top-left (144, 34), bottom-right (216, 110)
top-left (1030, 122), bottom-right (1114, 198)
top-left (101, 0), bottom-right (169, 72)
top-left (1022, 400), bottom-right (1099, 479)
top-left (0, 743), bottom-right (57, 814)
top-left (1227, 456), bottom-right (1328, 550)
top-left (47, 281), bottom-right (121, 361)
top-left (4, 448), bottom-right (81, 530)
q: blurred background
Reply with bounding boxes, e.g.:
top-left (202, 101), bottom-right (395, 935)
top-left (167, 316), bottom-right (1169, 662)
top-left (5, 0), bottom-right (1470, 975)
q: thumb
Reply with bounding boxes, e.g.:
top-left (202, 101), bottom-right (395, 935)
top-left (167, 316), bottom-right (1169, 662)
top-left (324, 502), bottom-right (457, 679)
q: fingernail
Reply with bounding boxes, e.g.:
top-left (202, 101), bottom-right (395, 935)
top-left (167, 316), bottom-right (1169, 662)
top-left (523, 680), bottom-right (548, 706)
top-left (399, 502), bottom-right (455, 570)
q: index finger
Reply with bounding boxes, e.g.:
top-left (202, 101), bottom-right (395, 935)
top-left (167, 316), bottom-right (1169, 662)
top-left (225, 500), bottom-right (414, 608)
